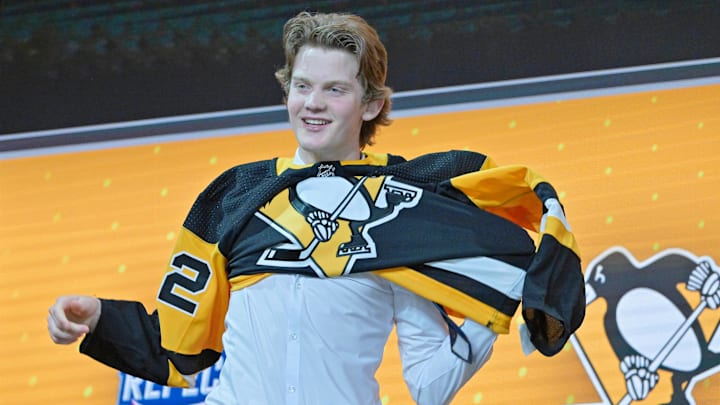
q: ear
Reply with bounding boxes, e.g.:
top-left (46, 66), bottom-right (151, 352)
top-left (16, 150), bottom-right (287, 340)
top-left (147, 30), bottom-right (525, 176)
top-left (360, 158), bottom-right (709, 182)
top-left (362, 99), bottom-right (384, 121)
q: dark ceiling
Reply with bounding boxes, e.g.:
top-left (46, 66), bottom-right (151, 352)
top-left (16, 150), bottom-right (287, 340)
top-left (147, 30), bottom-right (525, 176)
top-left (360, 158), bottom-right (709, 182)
top-left (1, 0), bottom-right (718, 134)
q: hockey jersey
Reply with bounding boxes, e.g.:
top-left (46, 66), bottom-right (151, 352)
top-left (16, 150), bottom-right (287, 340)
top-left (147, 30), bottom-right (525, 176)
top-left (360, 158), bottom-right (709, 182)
top-left (80, 150), bottom-right (584, 387)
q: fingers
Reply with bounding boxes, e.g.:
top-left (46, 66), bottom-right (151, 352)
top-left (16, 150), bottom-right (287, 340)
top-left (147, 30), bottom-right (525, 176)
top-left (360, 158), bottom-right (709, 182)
top-left (70, 296), bottom-right (102, 332)
top-left (47, 313), bottom-right (87, 344)
top-left (47, 296), bottom-right (93, 345)
top-left (67, 296), bottom-right (98, 320)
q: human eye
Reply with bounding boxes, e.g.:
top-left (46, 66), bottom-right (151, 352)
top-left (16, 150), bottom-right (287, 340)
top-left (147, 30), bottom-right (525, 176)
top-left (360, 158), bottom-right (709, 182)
top-left (292, 80), bottom-right (309, 92)
top-left (328, 85), bottom-right (347, 95)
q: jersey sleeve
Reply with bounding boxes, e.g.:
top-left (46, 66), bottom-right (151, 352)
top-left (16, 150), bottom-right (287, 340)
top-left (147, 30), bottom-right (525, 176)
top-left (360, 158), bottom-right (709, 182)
top-left (79, 166), bottom-right (246, 387)
top-left (446, 156), bottom-right (585, 356)
top-left (154, 225), bottom-right (230, 386)
top-left (79, 227), bottom-right (229, 387)
top-left (79, 298), bottom-right (222, 387)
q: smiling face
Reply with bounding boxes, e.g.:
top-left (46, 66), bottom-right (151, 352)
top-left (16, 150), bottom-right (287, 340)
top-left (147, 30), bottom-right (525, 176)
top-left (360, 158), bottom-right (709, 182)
top-left (287, 46), bottom-right (383, 163)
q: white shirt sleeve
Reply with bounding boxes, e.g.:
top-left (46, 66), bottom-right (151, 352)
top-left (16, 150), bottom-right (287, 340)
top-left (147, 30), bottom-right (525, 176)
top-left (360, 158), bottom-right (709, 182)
top-left (392, 283), bottom-right (497, 405)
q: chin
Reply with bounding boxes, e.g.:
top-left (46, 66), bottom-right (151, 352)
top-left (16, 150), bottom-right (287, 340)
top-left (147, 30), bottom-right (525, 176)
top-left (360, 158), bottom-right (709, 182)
top-left (297, 136), bottom-right (330, 152)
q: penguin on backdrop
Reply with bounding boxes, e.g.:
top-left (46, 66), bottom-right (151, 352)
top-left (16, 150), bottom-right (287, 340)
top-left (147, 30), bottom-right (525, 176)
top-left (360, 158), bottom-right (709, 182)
top-left (583, 247), bottom-right (720, 405)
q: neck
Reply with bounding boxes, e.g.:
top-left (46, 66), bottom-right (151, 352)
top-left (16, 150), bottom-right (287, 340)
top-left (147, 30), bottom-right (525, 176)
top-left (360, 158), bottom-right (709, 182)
top-left (295, 149), bottom-right (364, 164)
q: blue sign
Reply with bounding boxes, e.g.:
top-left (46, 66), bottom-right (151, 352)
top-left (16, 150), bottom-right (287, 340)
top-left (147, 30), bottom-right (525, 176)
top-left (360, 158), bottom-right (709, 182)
top-left (116, 355), bottom-right (224, 405)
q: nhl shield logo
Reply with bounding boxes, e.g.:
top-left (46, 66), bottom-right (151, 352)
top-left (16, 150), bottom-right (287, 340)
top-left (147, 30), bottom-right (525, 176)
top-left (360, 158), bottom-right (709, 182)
top-left (572, 246), bottom-right (720, 405)
top-left (256, 174), bottom-right (423, 277)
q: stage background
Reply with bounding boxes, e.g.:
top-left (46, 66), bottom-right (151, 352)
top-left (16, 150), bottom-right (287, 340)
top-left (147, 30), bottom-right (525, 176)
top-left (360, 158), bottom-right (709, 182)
top-left (2, 81), bottom-right (719, 404)
top-left (2, 1), bottom-right (720, 404)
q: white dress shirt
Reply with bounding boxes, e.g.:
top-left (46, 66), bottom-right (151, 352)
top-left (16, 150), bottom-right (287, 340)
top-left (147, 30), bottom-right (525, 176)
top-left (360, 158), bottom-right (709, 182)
top-left (204, 272), bottom-right (497, 405)
top-left (204, 151), bottom-right (498, 404)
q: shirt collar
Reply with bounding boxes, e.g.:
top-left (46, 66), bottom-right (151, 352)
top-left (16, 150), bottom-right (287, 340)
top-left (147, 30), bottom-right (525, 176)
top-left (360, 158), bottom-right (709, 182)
top-left (293, 148), bottom-right (365, 165)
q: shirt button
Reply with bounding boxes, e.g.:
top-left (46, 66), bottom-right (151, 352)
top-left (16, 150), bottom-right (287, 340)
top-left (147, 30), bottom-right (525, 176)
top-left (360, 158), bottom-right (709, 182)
top-left (295, 281), bottom-right (302, 289)
top-left (288, 385), bottom-right (296, 393)
top-left (290, 333), bottom-right (298, 340)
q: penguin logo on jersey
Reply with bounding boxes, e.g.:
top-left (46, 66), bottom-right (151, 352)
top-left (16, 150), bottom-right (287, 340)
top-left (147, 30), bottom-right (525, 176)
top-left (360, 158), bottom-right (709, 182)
top-left (256, 174), bottom-right (423, 277)
top-left (571, 246), bottom-right (720, 405)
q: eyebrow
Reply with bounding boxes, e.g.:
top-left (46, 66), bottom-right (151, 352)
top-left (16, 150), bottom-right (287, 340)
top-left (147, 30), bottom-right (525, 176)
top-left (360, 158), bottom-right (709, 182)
top-left (291, 74), bottom-right (354, 87)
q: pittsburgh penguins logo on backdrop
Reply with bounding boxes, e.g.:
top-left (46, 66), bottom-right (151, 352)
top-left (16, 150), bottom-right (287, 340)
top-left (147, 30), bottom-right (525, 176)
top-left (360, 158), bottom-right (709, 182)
top-left (571, 246), bottom-right (720, 405)
top-left (255, 171), bottom-right (423, 277)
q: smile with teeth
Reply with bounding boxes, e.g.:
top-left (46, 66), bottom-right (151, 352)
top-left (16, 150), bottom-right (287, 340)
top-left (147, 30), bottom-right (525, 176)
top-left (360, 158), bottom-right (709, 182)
top-left (303, 118), bottom-right (330, 126)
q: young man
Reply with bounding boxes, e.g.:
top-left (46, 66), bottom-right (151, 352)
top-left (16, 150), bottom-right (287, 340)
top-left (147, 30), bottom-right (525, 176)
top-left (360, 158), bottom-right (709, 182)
top-left (48, 11), bottom-right (584, 405)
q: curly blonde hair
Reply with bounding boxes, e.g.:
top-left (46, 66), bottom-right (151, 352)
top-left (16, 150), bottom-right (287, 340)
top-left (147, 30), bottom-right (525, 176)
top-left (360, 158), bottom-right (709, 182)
top-left (275, 11), bottom-right (392, 147)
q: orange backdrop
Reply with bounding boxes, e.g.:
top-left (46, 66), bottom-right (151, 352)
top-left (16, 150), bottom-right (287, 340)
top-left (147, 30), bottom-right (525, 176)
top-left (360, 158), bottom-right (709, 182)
top-left (1, 83), bottom-right (719, 404)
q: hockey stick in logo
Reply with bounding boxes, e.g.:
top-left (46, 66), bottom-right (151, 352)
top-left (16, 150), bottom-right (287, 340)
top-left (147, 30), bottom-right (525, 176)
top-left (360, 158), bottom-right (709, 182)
top-left (265, 176), bottom-right (369, 261)
top-left (618, 260), bottom-right (719, 405)
top-left (617, 301), bottom-right (706, 405)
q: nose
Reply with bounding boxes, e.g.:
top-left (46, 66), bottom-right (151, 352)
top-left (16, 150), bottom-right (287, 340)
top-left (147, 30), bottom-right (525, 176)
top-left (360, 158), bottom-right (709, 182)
top-left (304, 90), bottom-right (325, 111)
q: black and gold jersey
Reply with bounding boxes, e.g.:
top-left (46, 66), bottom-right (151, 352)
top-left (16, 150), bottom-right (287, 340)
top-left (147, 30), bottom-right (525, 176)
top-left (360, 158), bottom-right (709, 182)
top-left (81, 150), bottom-right (584, 387)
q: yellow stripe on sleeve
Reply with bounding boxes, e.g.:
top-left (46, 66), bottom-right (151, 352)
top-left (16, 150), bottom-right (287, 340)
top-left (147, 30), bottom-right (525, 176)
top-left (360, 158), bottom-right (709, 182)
top-left (374, 267), bottom-right (513, 334)
top-left (157, 227), bottom-right (229, 355)
top-left (166, 360), bottom-right (193, 388)
top-left (542, 216), bottom-right (581, 257)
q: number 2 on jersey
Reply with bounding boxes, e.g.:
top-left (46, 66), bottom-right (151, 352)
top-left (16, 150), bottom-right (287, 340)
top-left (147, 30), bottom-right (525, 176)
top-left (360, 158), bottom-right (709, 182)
top-left (157, 252), bottom-right (212, 316)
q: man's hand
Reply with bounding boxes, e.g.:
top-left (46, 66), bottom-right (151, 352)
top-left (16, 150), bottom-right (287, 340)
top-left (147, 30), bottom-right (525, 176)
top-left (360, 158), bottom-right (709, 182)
top-left (47, 295), bottom-right (102, 344)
